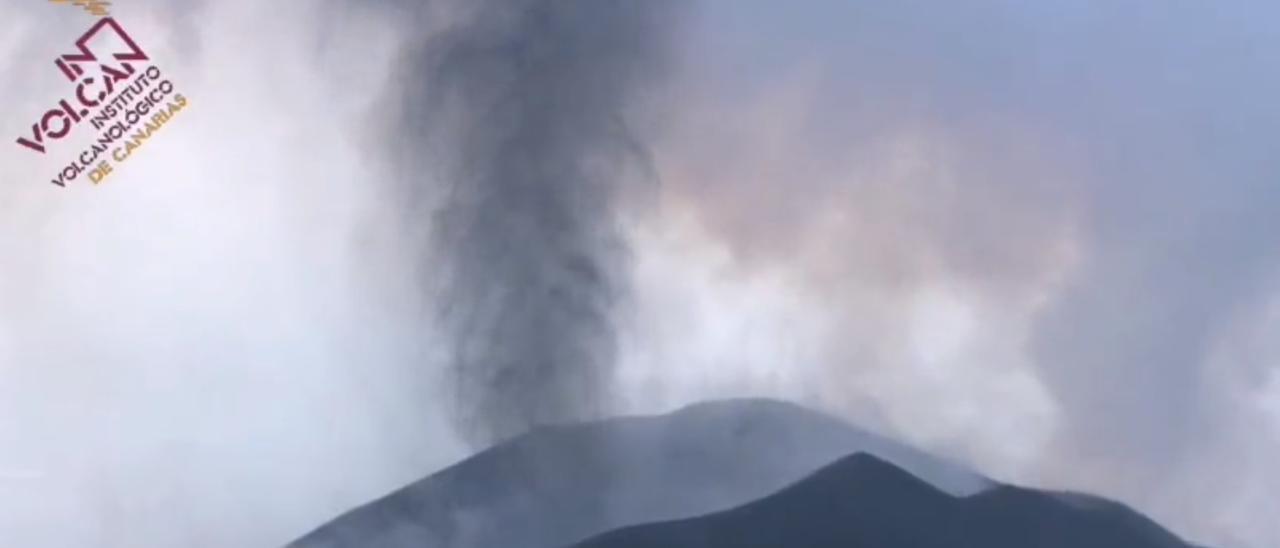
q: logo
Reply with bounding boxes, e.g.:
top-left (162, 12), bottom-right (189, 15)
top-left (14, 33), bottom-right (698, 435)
top-left (17, 18), bottom-right (148, 155)
top-left (13, 16), bottom-right (191, 187)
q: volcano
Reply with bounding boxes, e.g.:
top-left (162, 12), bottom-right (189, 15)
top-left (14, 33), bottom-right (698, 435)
top-left (287, 399), bottom-right (984, 548)
top-left (572, 452), bottom-right (1195, 548)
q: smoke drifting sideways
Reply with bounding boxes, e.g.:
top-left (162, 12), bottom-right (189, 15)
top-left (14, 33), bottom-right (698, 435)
top-left (387, 0), bottom-right (680, 445)
top-left (619, 2), bottom-right (1280, 546)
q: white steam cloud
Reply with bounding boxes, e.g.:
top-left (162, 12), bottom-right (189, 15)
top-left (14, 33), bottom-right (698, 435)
top-left (1, 1), bottom-right (1278, 548)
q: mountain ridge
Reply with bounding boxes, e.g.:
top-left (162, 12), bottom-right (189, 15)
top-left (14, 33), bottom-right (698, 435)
top-left (571, 451), bottom-right (1198, 548)
top-left (288, 398), bottom-right (986, 548)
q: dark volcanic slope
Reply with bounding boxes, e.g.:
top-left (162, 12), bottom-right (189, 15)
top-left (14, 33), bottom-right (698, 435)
top-left (288, 399), bottom-right (985, 548)
top-left (573, 453), bottom-right (1192, 548)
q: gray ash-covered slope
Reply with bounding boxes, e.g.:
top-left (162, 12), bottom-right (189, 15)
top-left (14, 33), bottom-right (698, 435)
top-left (288, 399), bottom-right (986, 548)
top-left (573, 452), bottom-right (1196, 548)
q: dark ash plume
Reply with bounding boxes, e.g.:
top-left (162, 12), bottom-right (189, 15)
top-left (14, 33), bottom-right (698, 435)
top-left (397, 0), bottom-right (677, 444)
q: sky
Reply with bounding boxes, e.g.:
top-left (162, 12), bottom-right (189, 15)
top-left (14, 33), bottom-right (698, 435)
top-left (1, 1), bottom-right (1278, 547)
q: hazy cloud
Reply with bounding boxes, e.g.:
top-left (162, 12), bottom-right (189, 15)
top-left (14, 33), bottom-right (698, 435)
top-left (2, 1), bottom-right (1277, 548)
